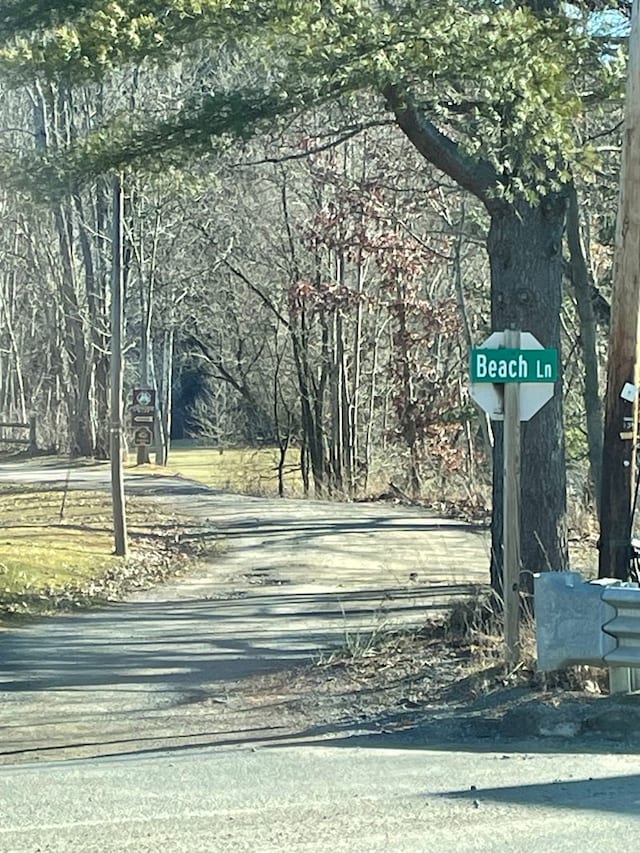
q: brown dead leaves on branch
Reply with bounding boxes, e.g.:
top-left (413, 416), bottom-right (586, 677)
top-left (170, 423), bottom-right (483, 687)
top-left (290, 157), bottom-right (473, 481)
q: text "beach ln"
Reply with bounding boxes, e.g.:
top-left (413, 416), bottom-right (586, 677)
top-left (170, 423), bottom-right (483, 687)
top-left (470, 347), bottom-right (558, 384)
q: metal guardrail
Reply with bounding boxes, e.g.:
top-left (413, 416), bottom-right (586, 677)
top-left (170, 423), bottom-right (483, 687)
top-left (535, 571), bottom-right (640, 693)
top-left (601, 586), bottom-right (640, 693)
top-left (602, 588), bottom-right (640, 662)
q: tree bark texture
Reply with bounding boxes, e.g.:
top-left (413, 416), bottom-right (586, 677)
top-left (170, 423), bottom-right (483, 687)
top-left (488, 197), bottom-right (568, 594)
top-left (390, 94), bottom-right (569, 593)
top-left (110, 173), bottom-right (128, 557)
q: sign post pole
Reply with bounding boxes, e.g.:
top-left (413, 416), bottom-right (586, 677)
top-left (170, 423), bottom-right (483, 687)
top-left (110, 173), bottom-right (127, 557)
top-left (503, 329), bottom-right (521, 666)
top-left (469, 328), bottom-right (557, 666)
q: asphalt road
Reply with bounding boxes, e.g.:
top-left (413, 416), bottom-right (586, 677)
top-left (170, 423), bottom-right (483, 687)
top-left (0, 460), bottom-right (638, 851)
top-left (2, 745), bottom-right (640, 852)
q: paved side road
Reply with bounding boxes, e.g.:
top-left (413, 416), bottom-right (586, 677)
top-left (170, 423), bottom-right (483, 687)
top-left (0, 460), bottom-right (489, 760)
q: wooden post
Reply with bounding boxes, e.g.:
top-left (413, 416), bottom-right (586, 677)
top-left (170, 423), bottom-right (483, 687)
top-left (599, 0), bottom-right (640, 579)
top-left (110, 173), bottom-right (128, 557)
top-left (503, 328), bottom-right (521, 665)
top-left (136, 434), bottom-right (150, 466)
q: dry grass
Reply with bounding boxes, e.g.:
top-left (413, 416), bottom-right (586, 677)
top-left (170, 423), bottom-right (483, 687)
top-left (315, 585), bottom-right (609, 706)
top-left (130, 443), bottom-right (305, 498)
top-left (0, 486), bottom-right (133, 593)
top-left (442, 588), bottom-right (608, 694)
top-left (130, 443), bottom-right (492, 513)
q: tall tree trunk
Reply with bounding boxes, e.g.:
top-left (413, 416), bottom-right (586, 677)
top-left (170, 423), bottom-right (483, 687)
top-left (329, 308), bottom-right (343, 493)
top-left (599, 1), bottom-right (640, 580)
top-left (350, 258), bottom-right (365, 496)
top-left (92, 102), bottom-right (111, 458)
top-left (53, 202), bottom-right (94, 457)
top-left (395, 277), bottom-right (421, 499)
top-left (328, 255), bottom-right (351, 496)
top-left (389, 88), bottom-right (569, 593)
top-left (292, 319), bottom-right (326, 497)
top-left (451, 200), bottom-right (494, 466)
top-left (137, 246), bottom-right (153, 465)
top-left (73, 188), bottom-right (109, 459)
top-left (33, 82), bottom-right (93, 457)
top-left (0, 226), bottom-right (28, 422)
top-left (488, 197), bottom-right (568, 594)
top-left (156, 326), bottom-right (174, 466)
top-left (565, 183), bottom-right (603, 510)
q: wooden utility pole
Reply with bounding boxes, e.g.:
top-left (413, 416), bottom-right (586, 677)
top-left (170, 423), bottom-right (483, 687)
top-left (599, 0), bottom-right (640, 579)
top-left (110, 173), bottom-right (128, 557)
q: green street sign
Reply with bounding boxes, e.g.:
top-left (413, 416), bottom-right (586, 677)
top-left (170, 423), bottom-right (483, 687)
top-left (470, 347), bottom-right (558, 383)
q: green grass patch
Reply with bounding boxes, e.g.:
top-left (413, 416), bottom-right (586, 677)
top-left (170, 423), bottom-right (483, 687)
top-left (0, 483), bottom-right (217, 617)
top-left (130, 443), bottom-right (304, 498)
top-left (0, 487), bottom-right (121, 593)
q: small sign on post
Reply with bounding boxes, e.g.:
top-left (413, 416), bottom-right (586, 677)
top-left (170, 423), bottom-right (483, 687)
top-left (469, 331), bottom-right (556, 421)
top-left (132, 412), bottom-right (154, 426)
top-left (131, 388), bottom-right (155, 460)
top-left (469, 330), bottom-right (558, 666)
top-left (133, 426), bottom-right (153, 447)
top-left (132, 389), bottom-right (156, 408)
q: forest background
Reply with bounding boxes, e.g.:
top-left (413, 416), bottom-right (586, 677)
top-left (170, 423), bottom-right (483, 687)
top-left (0, 0), bottom-right (629, 587)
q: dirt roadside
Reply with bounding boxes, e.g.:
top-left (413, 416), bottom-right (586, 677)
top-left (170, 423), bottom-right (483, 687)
top-left (236, 622), bottom-right (640, 753)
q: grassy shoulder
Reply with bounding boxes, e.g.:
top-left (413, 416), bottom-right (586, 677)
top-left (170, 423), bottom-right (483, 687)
top-left (0, 483), bottom-right (219, 619)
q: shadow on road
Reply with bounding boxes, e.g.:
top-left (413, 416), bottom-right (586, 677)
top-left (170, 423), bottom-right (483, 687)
top-left (0, 582), bottom-right (477, 693)
top-left (441, 773), bottom-right (640, 816)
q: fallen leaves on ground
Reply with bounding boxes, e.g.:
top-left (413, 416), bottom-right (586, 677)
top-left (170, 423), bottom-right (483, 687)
top-left (0, 520), bottom-right (219, 618)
